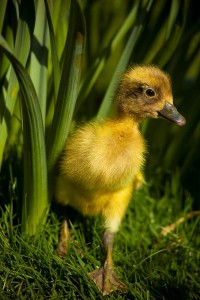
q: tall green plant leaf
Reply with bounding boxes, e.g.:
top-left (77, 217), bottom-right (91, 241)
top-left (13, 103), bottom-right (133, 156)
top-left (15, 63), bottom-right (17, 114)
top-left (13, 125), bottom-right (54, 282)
top-left (166, 0), bottom-right (181, 40)
top-left (44, 0), bottom-right (61, 99)
top-left (0, 36), bottom-right (48, 235)
top-left (46, 0), bottom-right (85, 199)
top-left (97, 0), bottom-right (154, 119)
top-left (0, 0), bottom-right (7, 33)
top-left (77, 0), bottom-right (140, 109)
top-left (29, 0), bottom-right (49, 125)
top-left (0, 0), bottom-right (34, 167)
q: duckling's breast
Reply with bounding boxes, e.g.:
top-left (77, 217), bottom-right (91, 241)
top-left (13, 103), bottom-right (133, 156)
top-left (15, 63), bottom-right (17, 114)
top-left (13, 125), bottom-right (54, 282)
top-left (60, 118), bottom-right (146, 193)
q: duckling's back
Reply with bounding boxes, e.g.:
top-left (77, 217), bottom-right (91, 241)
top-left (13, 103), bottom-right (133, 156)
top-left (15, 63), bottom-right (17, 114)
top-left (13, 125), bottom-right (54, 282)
top-left (56, 117), bottom-right (146, 213)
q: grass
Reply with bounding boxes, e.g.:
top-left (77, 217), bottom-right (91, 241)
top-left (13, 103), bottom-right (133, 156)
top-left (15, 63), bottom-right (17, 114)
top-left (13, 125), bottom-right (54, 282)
top-left (0, 171), bottom-right (199, 300)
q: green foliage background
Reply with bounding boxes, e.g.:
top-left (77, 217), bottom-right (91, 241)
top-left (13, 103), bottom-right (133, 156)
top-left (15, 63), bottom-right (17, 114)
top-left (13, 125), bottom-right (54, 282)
top-left (0, 0), bottom-right (199, 299)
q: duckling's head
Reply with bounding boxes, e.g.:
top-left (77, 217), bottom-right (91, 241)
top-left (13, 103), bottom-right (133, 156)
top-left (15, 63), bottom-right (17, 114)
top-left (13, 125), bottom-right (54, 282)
top-left (116, 65), bottom-right (186, 126)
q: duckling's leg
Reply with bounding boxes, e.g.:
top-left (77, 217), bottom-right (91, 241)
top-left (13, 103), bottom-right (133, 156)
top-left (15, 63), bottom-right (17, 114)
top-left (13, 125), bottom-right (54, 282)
top-left (56, 219), bottom-right (70, 258)
top-left (89, 230), bottom-right (127, 295)
top-left (88, 185), bottom-right (134, 294)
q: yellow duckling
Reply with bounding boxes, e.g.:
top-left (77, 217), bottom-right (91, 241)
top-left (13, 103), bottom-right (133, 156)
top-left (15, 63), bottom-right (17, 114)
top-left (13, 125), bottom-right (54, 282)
top-left (55, 65), bottom-right (186, 295)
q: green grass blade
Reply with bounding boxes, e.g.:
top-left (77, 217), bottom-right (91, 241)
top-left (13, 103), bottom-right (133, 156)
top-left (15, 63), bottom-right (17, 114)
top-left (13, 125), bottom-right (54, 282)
top-left (97, 0), bottom-right (154, 119)
top-left (96, 26), bottom-right (142, 119)
top-left (0, 17), bottom-right (14, 80)
top-left (0, 36), bottom-right (48, 235)
top-left (0, 12), bottom-right (31, 167)
top-left (51, 0), bottom-right (70, 61)
top-left (44, 0), bottom-right (61, 100)
top-left (77, 0), bottom-right (140, 108)
top-left (157, 26), bottom-right (184, 68)
top-left (0, 0), bottom-right (7, 33)
top-left (46, 0), bottom-right (85, 197)
top-left (0, 68), bottom-right (19, 168)
top-left (29, 0), bottom-right (49, 125)
top-left (166, 0), bottom-right (181, 40)
top-left (156, 0), bottom-right (186, 67)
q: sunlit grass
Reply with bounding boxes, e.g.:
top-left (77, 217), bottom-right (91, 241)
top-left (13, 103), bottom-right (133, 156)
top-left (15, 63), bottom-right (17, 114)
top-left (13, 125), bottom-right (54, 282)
top-left (0, 173), bottom-right (199, 299)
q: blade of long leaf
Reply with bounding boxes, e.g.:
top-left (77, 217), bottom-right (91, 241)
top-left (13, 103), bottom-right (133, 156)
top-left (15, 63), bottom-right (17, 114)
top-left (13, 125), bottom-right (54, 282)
top-left (0, 1), bottom-right (15, 79)
top-left (52, 0), bottom-right (70, 60)
top-left (44, 0), bottom-right (61, 99)
top-left (0, 36), bottom-right (48, 235)
top-left (0, 0), bottom-right (7, 33)
top-left (46, 0), bottom-right (85, 197)
top-left (44, 0), bottom-right (69, 130)
top-left (157, 26), bottom-right (183, 67)
top-left (156, 0), bottom-right (186, 67)
top-left (166, 0), bottom-right (181, 40)
top-left (96, 26), bottom-right (142, 119)
top-left (97, 0), bottom-right (154, 119)
top-left (29, 0), bottom-right (49, 125)
top-left (0, 11), bottom-right (31, 167)
top-left (77, 0), bottom-right (140, 109)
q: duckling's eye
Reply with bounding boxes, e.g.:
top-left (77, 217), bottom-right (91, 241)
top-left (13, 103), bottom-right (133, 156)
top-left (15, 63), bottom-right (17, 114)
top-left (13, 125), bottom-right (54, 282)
top-left (145, 88), bottom-right (155, 97)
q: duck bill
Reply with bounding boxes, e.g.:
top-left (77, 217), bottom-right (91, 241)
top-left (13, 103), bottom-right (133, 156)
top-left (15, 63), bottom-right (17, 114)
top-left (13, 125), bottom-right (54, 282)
top-left (158, 102), bottom-right (186, 126)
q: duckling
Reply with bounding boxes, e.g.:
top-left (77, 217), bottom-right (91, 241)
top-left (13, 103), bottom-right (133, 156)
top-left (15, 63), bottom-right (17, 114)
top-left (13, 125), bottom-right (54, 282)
top-left (55, 65), bottom-right (186, 295)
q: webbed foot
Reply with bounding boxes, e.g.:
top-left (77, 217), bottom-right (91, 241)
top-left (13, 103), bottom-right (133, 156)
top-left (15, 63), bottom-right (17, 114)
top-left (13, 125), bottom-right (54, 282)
top-left (88, 264), bottom-right (127, 295)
